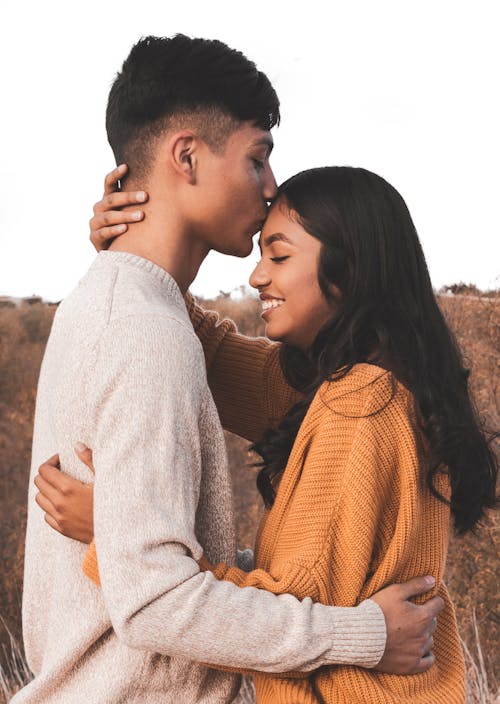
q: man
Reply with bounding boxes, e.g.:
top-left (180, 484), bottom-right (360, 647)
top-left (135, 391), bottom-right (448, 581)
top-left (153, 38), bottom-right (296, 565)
top-left (16, 35), bottom-right (441, 703)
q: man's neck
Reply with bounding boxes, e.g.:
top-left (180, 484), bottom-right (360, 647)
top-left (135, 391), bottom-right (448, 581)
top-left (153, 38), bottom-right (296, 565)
top-left (107, 202), bottom-right (209, 294)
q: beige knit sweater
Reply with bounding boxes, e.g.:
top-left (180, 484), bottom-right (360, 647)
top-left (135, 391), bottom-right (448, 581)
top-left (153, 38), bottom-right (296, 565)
top-left (15, 252), bottom-right (385, 704)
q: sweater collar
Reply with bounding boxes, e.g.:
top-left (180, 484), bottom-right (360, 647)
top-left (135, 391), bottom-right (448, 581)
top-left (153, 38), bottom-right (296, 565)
top-left (95, 251), bottom-right (186, 310)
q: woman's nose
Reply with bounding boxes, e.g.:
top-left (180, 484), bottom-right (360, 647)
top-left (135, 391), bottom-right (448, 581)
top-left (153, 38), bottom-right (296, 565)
top-left (249, 259), bottom-right (271, 290)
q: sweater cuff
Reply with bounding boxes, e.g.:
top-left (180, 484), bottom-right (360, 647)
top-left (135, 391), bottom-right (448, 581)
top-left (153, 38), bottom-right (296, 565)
top-left (324, 599), bottom-right (386, 670)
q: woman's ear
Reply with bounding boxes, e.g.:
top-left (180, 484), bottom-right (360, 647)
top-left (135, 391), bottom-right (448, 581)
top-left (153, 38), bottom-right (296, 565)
top-left (326, 282), bottom-right (342, 304)
top-left (168, 131), bottom-right (198, 184)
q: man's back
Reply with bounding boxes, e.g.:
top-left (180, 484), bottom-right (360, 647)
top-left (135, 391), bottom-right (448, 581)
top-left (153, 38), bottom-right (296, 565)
top-left (15, 251), bottom-right (241, 703)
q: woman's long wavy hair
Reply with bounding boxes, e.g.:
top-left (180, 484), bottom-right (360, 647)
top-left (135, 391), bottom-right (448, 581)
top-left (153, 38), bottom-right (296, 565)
top-left (253, 167), bottom-right (497, 533)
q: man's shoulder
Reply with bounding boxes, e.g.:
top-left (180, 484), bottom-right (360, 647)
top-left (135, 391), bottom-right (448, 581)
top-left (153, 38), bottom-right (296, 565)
top-left (74, 251), bottom-right (196, 340)
top-left (87, 312), bottom-right (208, 402)
top-left (109, 304), bottom-right (194, 336)
top-left (102, 310), bottom-right (201, 361)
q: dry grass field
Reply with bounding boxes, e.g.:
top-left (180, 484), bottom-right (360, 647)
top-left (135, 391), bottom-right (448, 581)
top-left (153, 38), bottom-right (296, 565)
top-left (0, 291), bottom-right (498, 702)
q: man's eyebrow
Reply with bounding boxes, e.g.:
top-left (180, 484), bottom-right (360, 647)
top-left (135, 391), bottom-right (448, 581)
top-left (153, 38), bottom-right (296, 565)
top-left (258, 232), bottom-right (293, 251)
top-left (251, 135), bottom-right (274, 155)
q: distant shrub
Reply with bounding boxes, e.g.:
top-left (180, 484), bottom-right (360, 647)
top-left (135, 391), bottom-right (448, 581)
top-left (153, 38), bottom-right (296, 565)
top-left (439, 282), bottom-right (500, 298)
top-left (198, 292), bottom-right (266, 338)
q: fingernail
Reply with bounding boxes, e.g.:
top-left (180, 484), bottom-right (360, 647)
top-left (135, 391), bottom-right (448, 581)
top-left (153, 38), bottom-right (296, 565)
top-left (75, 442), bottom-right (88, 453)
top-left (136, 192), bottom-right (146, 202)
top-left (117, 225), bottom-right (127, 232)
top-left (424, 576), bottom-right (435, 586)
top-left (132, 211), bottom-right (143, 220)
top-left (118, 163), bottom-right (127, 170)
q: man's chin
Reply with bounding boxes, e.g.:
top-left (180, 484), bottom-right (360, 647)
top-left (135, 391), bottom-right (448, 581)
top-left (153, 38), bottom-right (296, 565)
top-left (226, 240), bottom-right (254, 258)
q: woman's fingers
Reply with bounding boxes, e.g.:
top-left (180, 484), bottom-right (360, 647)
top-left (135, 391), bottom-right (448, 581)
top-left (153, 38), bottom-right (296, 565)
top-left (104, 163), bottom-right (127, 194)
top-left (35, 468), bottom-right (95, 543)
top-left (39, 459), bottom-right (62, 481)
top-left (44, 512), bottom-right (63, 534)
top-left (89, 226), bottom-right (123, 252)
top-left (91, 209), bottom-right (145, 230)
top-left (74, 443), bottom-right (95, 474)
top-left (35, 489), bottom-right (64, 535)
top-left (42, 454), bottom-right (61, 470)
top-left (91, 162), bottom-right (148, 252)
top-left (93, 190), bottom-right (148, 214)
top-left (34, 454), bottom-right (95, 543)
top-left (89, 186), bottom-right (148, 252)
top-left (34, 472), bottom-right (62, 506)
top-left (35, 486), bottom-right (57, 516)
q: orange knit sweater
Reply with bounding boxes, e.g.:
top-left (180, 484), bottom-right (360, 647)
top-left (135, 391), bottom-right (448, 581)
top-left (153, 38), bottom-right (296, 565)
top-left (83, 298), bottom-right (465, 703)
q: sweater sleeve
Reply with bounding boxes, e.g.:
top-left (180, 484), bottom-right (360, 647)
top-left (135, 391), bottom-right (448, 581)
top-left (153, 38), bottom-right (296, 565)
top-left (185, 293), bottom-right (301, 442)
top-left (82, 317), bottom-right (387, 674)
top-left (196, 556), bottom-right (385, 675)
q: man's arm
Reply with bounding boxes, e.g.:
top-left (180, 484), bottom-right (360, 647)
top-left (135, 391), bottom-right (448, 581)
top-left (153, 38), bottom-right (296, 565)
top-left (86, 314), bottom-right (386, 673)
top-left (36, 392), bottom-right (442, 676)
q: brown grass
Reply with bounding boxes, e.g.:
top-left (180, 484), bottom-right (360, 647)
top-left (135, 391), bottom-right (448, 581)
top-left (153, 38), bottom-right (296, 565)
top-left (0, 292), bottom-right (498, 703)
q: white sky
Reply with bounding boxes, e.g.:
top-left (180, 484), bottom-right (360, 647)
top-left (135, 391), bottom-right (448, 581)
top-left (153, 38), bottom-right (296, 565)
top-left (1, 0), bottom-right (498, 301)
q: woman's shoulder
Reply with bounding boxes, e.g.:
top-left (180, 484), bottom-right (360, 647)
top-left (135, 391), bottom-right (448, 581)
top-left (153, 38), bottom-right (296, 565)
top-left (312, 363), bottom-right (415, 422)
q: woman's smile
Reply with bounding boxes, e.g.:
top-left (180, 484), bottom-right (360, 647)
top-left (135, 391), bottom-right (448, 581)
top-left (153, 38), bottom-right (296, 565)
top-left (260, 294), bottom-right (285, 317)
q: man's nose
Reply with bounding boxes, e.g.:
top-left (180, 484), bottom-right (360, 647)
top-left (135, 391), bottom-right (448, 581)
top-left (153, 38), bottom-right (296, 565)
top-left (263, 166), bottom-right (278, 203)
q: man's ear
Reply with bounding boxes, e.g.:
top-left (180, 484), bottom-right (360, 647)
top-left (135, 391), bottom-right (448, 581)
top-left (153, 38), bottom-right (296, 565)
top-left (167, 131), bottom-right (198, 184)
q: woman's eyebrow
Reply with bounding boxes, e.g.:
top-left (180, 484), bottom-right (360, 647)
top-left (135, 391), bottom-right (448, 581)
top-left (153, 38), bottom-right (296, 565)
top-left (258, 232), bottom-right (294, 252)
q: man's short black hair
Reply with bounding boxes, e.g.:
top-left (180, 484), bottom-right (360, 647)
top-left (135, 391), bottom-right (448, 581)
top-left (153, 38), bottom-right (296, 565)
top-left (106, 34), bottom-right (280, 180)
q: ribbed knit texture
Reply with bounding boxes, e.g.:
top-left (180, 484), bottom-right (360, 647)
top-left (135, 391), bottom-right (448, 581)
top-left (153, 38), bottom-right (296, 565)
top-left (18, 254), bottom-right (387, 704)
top-left (189, 298), bottom-right (466, 703)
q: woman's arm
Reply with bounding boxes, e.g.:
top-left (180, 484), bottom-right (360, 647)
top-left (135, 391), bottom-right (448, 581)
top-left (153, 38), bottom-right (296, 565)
top-left (185, 294), bottom-right (301, 442)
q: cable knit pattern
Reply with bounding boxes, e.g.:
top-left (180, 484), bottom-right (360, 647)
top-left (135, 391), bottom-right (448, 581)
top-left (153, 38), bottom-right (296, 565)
top-left (17, 254), bottom-right (387, 704)
top-left (188, 298), bottom-right (466, 703)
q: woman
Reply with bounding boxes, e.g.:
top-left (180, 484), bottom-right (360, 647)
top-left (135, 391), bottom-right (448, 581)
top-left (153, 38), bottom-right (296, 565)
top-left (37, 166), bottom-right (497, 702)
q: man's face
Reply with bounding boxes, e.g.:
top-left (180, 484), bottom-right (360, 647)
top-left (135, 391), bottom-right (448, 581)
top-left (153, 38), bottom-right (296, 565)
top-left (192, 122), bottom-right (277, 257)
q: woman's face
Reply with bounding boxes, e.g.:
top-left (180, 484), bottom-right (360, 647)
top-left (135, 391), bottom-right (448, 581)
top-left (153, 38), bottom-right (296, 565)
top-left (249, 202), bottom-right (338, 352)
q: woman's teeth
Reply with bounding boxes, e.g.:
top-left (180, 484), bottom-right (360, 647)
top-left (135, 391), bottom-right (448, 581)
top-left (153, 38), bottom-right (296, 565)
top-left (262, 299), bottom-right (284, 311)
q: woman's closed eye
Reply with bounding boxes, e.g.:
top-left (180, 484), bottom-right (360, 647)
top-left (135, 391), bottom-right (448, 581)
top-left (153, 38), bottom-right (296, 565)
top-left (270, 256), bottom-right (289, 263)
